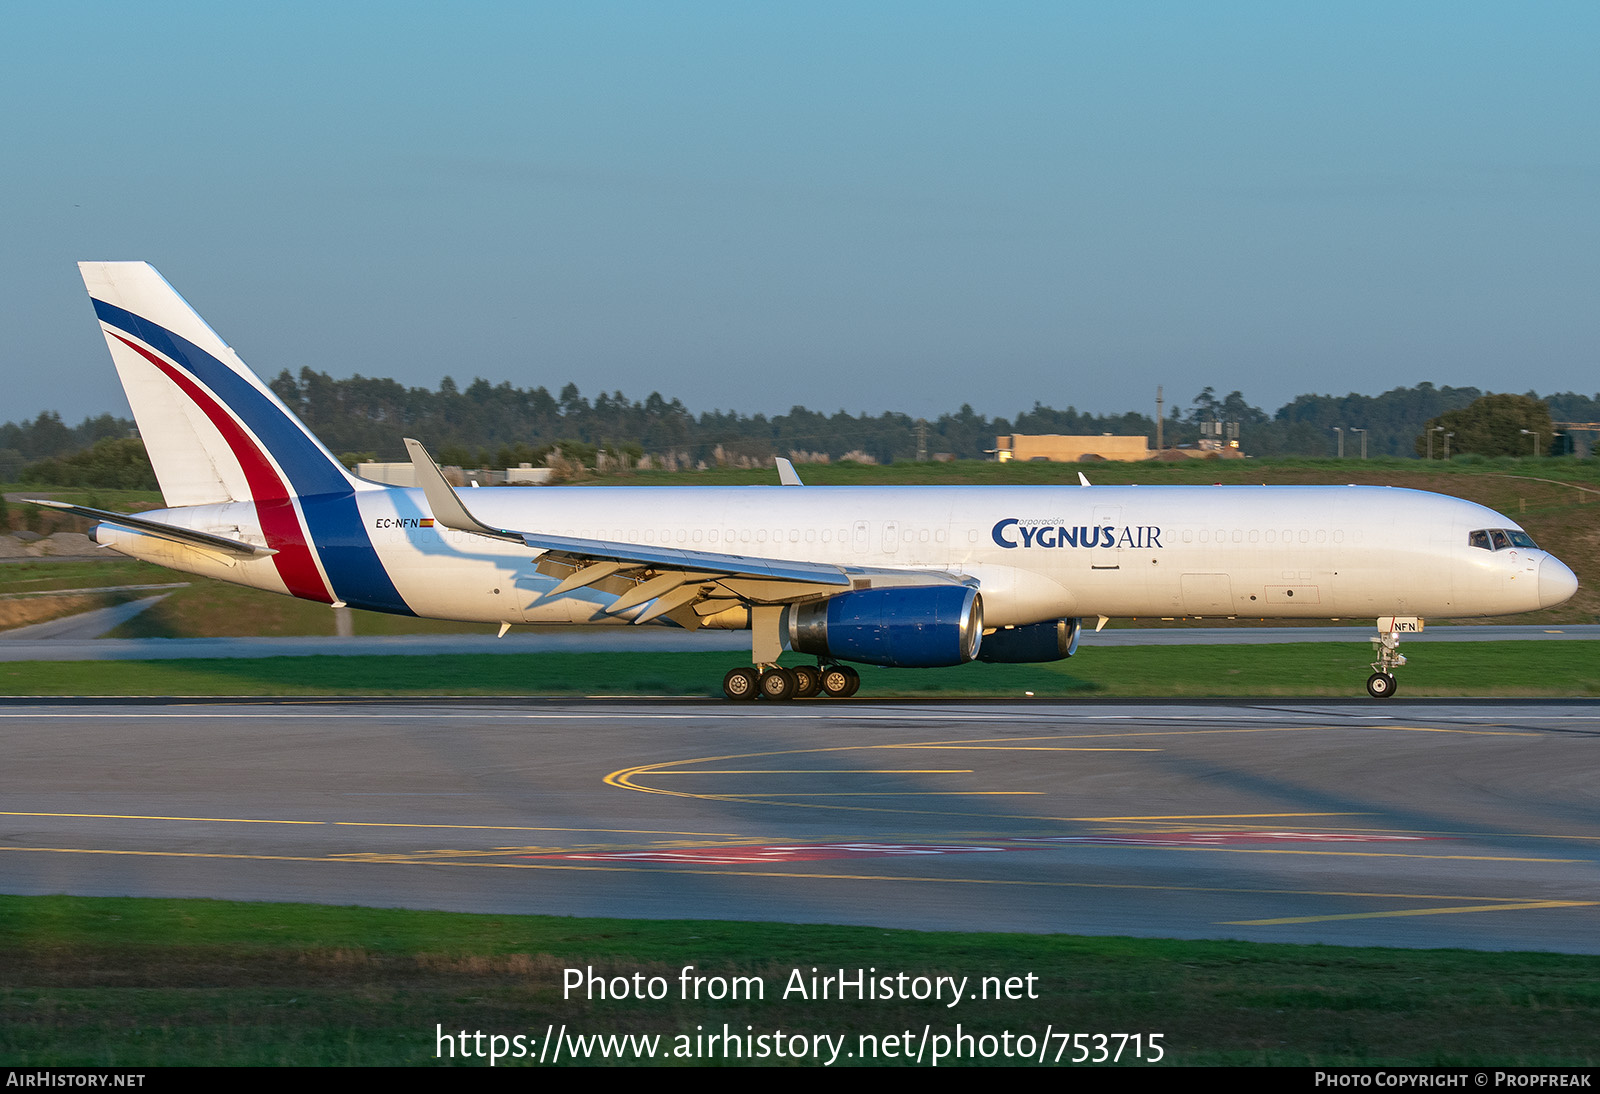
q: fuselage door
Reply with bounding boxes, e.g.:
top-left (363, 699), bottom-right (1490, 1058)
top-left (1181, 573), bottom-right (1234, 615)
top-left (1092, 505), bottom-right (1121, 569)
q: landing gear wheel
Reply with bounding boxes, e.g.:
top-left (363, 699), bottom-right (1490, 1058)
top-left (791, 665), bottom-right (821, 698)
top-left (820, 666), bottom-right (851, 697)
top-left (840, 666), bottom-right (861, 697)
top-left (821, 665), bottom-right (861, 698)
top-left (1366, 672), bottom-right (1397, 699)
top-left (722, 667), bottom-right (759, 701)
top-left (758, 667), bottom-right (797, 701)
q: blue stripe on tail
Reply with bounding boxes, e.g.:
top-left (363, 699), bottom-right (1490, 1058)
top-left (94, 299), bottom-right (415, 615)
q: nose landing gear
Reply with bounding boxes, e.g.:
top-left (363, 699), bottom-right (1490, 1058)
top-left (1366, 617), bottom-right (1418, 698)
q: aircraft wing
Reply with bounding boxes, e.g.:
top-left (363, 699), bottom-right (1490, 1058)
top-left (403, 439), bottom-right (968, 623)
top-left (514, 529), bottom-right (854, 586)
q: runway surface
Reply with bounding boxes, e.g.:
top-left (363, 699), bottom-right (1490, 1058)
top-left (2, 698), bottom-right (1596, 952)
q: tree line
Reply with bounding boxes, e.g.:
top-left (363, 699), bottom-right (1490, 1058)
top-left (4, 377), bottom-right (1597, 490)
top-left (256, 371), bottom-right (1600, 465)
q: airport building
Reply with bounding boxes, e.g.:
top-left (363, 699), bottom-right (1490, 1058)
top-left (993, 434), bottom-right (1152, 462)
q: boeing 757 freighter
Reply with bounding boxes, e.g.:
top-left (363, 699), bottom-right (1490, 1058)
top-left (37, 263), bottom-right (1579, 700)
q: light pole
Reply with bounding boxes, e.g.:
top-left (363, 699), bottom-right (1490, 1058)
top-left (1521, 429), bottom-right (1540, 457)
top-left (1334, 426), bottom-right (1344, 458)
top-left (1351, 427), bottom-right (1367, 459)
top-left (1430, 425), bottom-right (1445, 459)
top-left (1444, 432), bottom-right (1454, 461)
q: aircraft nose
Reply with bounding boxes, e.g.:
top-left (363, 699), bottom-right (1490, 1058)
top-left (1538, 555), bottom-right (1579, 608)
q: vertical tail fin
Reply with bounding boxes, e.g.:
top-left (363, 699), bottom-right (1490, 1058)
top-left (79, 262), bottom-right (359, 507)
top-left (78, 262), bottom-right (413, 615)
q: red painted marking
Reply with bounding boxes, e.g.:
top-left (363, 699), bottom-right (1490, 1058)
top-left (530, 842), bottom-right (1012, 864)
top-left (525, 832), bottom-right (1441, 865)
top-left (111, 333), bottom-right (331, 603)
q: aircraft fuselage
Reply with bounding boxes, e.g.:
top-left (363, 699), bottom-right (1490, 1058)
top-left (97, 482), bottom-right (1573, 627)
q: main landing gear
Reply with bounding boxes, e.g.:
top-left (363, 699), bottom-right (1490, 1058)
top-left (721, 663), bottom-right (859, 701)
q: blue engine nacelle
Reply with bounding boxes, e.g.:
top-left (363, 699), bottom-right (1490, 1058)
top-left (975, 618), bottom-right (1080, 663)
top-left (789, 586), bottom-right (983, 668)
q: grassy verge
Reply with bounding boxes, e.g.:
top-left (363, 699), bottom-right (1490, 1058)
top-left (3, 895), bottom-right (1597, 1066)
top-left (0, 641), bottom-right (1596, 698)
top-left (0, 560), bottom-right (499, 638)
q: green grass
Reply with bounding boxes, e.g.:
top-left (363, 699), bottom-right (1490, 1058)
top-left (103, 578), bottom-right (499, 639)
top-left (3, 486), bottom-right (167, 513)
top-left (0, 560), bottom-right (498, 638)
top-left (1, 641), bottom-right (1595, 697)
top-left (0, 558), bottom-right (176, 596)
top-left (3, 895), bottom-right (1598, 1065)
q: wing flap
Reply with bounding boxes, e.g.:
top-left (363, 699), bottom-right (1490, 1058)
top-left (520, 531), bottom-right (854, 586)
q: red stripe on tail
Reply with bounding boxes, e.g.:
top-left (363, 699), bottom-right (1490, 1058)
top-left (111, 333), bottom-right (333, 603)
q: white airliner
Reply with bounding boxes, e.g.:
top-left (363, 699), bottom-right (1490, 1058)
top-left (40, 262), bottom-right (1579, 700)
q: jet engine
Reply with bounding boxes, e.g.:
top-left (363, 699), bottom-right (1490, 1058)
top-left (789, 586), bottom-right (983, 668)
top-left (976, 618), bottom-right (1080, 663)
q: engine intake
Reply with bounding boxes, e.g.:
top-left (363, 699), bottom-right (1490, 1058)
top-left (789, 586), bottom-right (983, 668)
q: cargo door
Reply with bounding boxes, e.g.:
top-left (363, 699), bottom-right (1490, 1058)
top-left (1181, 573), bottom-right (1234, 615)
top-left (1092, 505), bottom-right (1121, 569)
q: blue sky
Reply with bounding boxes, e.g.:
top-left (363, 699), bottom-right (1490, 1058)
top-left (4, 2), bottom-right (1596, 425)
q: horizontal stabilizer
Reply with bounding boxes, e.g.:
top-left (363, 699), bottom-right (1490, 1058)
top-left (26, 500), bottom-right (277, 558)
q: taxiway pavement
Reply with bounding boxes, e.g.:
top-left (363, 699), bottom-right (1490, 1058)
top-left (2, 698), bottom-right (1596, 951)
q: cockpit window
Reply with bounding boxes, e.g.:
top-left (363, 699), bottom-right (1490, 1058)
top-left (1471, 528), bottom-right (1538, 551)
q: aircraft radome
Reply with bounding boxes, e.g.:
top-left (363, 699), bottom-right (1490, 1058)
top-left (36, 262), bottom-right (1580, 700)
